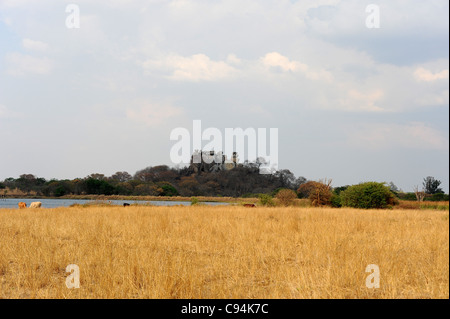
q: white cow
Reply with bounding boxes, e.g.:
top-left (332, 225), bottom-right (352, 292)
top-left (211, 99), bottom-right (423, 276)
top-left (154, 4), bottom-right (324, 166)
top-left (29, 202), bottom-right (42, 208)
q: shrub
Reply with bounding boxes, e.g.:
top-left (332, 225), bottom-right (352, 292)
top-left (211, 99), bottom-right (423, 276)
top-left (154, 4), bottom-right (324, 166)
top-left (330, 193), bottom-right (342, 208)
top-left (333, 186), bottom-right (349, 196)
top-left (54, 186), bottom-right (67, 197)
top-left (258, 194), bottom-right (275, 207)
top-left (156, 182), bottom-right (178, 196)
top-left (297, 181), bottom-right (319, 199)
top-left (297, 180), bottom-right (333, 206)
top-left (85, 178), bottom-right (116, 195)
top-left (275, 189), bottom-right (297, 206)
top-left (309, 180), bottom-right (333, 207)
top-left (271, 188), bottom-right (284, 197)
top-left (340, 182), bottom-right (398, 209)
top-left (427, 193), bottom-right (449, 202)
top-left (191, 197), bottom-right (199, 205)
top-left (397, 192), bottom-right (417, 201)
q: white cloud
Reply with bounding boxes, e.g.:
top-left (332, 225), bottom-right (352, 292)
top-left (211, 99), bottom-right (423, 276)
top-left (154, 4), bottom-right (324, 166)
top-left (414, 67), bottom-right (449, 82)
top-left (226, 53), bottom-right (241, 65)
top-left (338, 88), bottom-right (385, 112)
top-left (22, 38), bottom-right (48, 52)
top-left (261, 52), bottom-right (304, 72)
top-left (5, 53), bottom-right (53, 76)
top-left (260, 52), bottom-right (333, 82)
top-left (142, 53), bottom-right (238, 81)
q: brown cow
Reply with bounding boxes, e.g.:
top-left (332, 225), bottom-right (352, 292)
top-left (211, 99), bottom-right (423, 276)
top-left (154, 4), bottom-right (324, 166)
top-left (243, 204), bottom-right (256, 207)
top-left (18, 202), bottom-right (27, 209)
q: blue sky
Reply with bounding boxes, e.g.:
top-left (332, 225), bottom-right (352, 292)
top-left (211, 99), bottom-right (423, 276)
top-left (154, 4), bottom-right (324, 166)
top-left (0, 0), bottom-right (448, 193)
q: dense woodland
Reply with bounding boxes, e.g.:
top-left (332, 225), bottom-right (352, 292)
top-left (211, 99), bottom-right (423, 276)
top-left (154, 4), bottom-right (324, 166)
top-left (0, 163), bottom-right (307, 198)
top-left (0, 163), bottom-right (447, 202)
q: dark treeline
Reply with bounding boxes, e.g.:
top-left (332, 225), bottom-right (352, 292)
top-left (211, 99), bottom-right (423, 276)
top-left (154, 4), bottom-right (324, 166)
top-left (1, 164), bottom-right (447, 202)
top-left (0, 164), bottom-right (308, 198)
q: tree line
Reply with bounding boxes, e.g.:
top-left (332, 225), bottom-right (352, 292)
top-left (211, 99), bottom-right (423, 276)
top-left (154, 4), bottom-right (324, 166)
top-left (0, 164), bottom-right (447, 202)
top-left (0, 164), bottom-right (306, 198)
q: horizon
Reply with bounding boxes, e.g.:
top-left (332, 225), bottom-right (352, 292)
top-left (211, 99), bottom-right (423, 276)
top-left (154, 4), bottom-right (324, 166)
top-left (0, 1), bottom-right (448, 194)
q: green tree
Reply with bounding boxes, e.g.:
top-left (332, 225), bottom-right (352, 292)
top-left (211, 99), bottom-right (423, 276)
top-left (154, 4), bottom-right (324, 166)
top-left (85, 178), bottom-right (116, 195)
top-left (340, 182), bottom-right (398, 209)
top-left (155, 182), bottom-right (178, 196)
top-left (423, 176), bottom-right (444, 194)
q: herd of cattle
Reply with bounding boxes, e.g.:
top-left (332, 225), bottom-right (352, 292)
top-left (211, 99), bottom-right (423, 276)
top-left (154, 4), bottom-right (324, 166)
top-left (16, 202), bottom-right (255, 208)
top-left (18, 202), bottom-right (42, 209)
top-left (17, 202), bottom-right (131, 209)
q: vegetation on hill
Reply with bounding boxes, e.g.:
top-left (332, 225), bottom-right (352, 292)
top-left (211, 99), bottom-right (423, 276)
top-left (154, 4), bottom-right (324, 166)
top-left (0, 165), bottom-right (447, 208)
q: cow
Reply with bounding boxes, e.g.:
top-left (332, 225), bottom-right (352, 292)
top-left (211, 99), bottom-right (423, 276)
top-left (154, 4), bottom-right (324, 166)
top-left (18, 202), bottom-right (27, 209)
top-left (29, 202), bottom-right (42, 208)
top-left (123, 203), bottom-right (130, 207)
top-left (243, 203), bottom-right (256, 207)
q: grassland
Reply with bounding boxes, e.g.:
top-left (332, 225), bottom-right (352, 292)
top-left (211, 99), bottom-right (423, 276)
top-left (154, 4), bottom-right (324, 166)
top-left (0, 205), bottom-right (448, 299)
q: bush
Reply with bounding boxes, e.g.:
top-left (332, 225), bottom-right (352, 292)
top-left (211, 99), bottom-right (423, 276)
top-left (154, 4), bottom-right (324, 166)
top-left (397, 192), bottom-right (417, 201)
top-left (427, 193), bottom-right (449, 201)
top-left (258, 194), bottom-right (275, 207)
top-left (297, 181), bottom-right (318, 199)
top-left (85, 178), bottom-right (116, 195)
top-left (271, 188), bottom-right (284, 197)
top-left (309, 181), bottom-right (333, 207)
top-left (297, 180), bottom-right (333, 206)
top-left (54, 186), bottom-right (67, 197)
top-left (340, 182), bottom-right (398, 209)
top-left (275, 189), bottom-right (297, 206)
top-left (333, 186), bottom-right (349, 196)
top-left (191, 197), bottom-right (199, 205)
top-left (330, 193), bottom-right (342, 208)
top-left (156, 182), bottom-right (178, 196)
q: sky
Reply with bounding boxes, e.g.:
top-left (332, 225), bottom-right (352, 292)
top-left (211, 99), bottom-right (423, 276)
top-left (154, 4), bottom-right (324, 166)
top-left (0, 0), bottom-right (448, 193)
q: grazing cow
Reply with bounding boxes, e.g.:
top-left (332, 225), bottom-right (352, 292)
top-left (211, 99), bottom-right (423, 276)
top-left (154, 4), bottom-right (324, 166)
top-left (29, 202), bottom-right (42, 208)
top-left (243, 203), bottom-right (256, 207)
top-left (18, 202), bottom-right (27, 209)
top-left (123, 203), bottom-right (130, 207)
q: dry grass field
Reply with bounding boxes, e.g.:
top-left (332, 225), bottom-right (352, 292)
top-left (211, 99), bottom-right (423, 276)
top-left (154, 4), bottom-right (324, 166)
top-left (0, 205), bottom-right (448, 299)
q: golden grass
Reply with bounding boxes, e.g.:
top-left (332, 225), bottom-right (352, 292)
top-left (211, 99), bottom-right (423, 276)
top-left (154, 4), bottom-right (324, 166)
top-left (0, 206), bottom-right (448, 299)
top-left (398, 200), bottom-right (449, 211)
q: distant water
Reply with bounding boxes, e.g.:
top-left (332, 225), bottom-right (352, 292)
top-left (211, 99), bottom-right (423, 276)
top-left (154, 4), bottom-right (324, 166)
top-left (0, 198), bottom-right (230, 209)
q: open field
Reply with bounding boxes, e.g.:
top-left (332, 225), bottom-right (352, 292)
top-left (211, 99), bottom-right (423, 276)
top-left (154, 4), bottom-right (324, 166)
top-left (0, 205), bottom-right (448, 299)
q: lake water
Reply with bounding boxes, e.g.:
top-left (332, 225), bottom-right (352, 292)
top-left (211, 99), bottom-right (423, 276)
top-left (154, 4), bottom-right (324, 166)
top-left (0, 198), bottom-right (230, 209)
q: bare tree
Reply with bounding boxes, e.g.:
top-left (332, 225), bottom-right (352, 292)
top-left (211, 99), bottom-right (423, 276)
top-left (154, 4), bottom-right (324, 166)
top-left (413, 185), bottom-right (426, 202)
